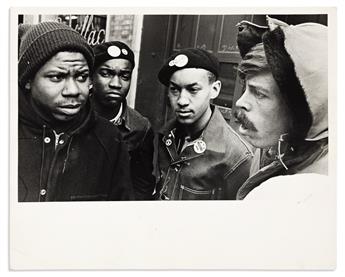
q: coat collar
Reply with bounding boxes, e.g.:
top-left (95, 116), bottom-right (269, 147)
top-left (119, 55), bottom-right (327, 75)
top-left (160, 105), bottom-right (228, 163)
top-left (19, 88), bottom-right (96, 135)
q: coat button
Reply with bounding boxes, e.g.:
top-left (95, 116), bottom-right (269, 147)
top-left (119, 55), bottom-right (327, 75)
top-left (59, 140), bottom-right (65, 145)
top-left (44, 137), bottom-right (51, 143)
top-left (40, 189), bottom-right (47, 196)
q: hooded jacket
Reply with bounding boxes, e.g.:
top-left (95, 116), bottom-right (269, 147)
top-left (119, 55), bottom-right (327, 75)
top-left (236, 17), bottom-right (328, 200)
top-left (18, 90), bottom-right (133, 201)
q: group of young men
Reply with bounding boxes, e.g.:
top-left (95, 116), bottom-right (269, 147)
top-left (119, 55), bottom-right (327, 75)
top-left (17, 16), bottom-right (329, 202)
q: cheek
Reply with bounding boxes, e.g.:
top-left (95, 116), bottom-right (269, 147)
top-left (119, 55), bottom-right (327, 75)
top-left (168, 95), bottom-right (178, 108)
top-left (121, 81), bottom-right (131, 93)
top-left (79, 82), bottom-right (91, 97)
top-left (258, 105), bottom-right (289, 137)
top-left (93, 78), bottom-right (107, 91)
top-left (31, 83), bottom-right (60, 105)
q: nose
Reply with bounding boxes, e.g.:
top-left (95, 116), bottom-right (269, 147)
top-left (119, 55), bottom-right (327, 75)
top-left (109, 75), bottom-right (122, 88)
top-left (62, 78), bottom-right (80, 97)
top-left (235, 89), bottom-right (251, 111)
top-left (177, 89), bottom-right (189, 107)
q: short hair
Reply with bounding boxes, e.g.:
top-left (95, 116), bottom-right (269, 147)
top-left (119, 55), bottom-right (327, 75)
top-left (207, 71), bottom-right (217, 84)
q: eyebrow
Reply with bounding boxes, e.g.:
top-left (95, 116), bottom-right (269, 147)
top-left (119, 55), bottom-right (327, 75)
top-left (169, 81), bottom-right (199, 88)
top-left (248, 83), bottom-right (268, 93)
top-left (99, 65), bottom-right (132, 71)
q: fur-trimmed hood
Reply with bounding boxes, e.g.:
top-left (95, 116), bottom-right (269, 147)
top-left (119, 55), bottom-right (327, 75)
top-left (237, 17), bottom-right (328, 142)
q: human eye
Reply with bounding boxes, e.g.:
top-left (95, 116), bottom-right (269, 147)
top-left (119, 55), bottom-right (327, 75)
top-left (254, 89), bottom-right (266, 99)
top-left (169, 85), bottom-right (179, 95)
top-left (250, 86), bottom-right (266, 99)
top-left (47, 73), bottom-right (64, 82)
top-left (120, 71), bottom-right (131, 81)
top-left (99, 69), bottom-right (111, 78)
top-left (189, 86), bottom-right (200, 94)
top-left (76, 72), bottom-right (89, 82)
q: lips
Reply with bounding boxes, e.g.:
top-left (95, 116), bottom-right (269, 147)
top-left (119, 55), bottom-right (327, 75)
top-left (106, 91), bottom-right (123, 97)
top-left (57, 103), bottom-right (82, 116)
top-left (176, 110), bottom-right (193, 118)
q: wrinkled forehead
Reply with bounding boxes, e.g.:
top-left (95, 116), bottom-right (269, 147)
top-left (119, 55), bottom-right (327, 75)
top-left (48, 51), bottom-right (88, 66)
top-left (38, 51), bottom-right (89, 74)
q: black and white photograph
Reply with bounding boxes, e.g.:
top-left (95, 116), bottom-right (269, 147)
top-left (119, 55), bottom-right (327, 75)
top-left (7, 4), bottom-right (338, 272)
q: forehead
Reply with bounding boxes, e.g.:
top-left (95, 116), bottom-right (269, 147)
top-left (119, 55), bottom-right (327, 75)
top-left (97, 58), bottom-right (133, 70)
top-left (170, 68), bottom-right (209, 84)
top-left (246, 71), bottom-right (281, 95)
top-left (41, 51), bottom-right (88, 69)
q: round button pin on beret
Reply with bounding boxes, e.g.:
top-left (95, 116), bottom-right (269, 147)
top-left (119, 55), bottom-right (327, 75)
top-left (173, 54), bottom-right (188, 67)
top-left (122, 49), bottom-right (128, 55)
top-left (107, 45), bottom-right (121, 57)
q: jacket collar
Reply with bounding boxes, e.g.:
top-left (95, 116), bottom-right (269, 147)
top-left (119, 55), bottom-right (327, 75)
top-left (19, 88), bottom-right (96, 135)
top-left (160, 105), bottom-right (227, 163)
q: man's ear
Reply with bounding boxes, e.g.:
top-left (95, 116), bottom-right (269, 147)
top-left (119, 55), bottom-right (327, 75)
top-left (210, 80), bottom-right (221, 100)
top-left (24, 81), bottom-right (31, 90)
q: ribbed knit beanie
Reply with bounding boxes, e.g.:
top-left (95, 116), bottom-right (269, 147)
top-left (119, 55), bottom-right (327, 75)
top-left (18, 21), bottom-right (94, 88)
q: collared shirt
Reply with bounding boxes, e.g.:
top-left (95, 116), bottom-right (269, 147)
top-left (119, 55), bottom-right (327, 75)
top-left (110, 103), bottom-right (123, 125)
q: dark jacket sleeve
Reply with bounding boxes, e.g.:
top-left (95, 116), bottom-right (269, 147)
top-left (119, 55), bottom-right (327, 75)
top-left (109, 139), bottom-right (135, 201)
top-left (223, 155), bottom-right (252, 200)
top-left (130, 125), bottom-right (156, 200)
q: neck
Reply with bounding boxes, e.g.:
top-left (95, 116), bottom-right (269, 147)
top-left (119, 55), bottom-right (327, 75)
top-left (183, 105), bottom-right (212, 138)
top-left (94, 101), bottom-right (122, 120)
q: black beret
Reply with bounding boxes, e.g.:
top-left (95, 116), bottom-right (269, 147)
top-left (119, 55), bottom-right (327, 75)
top-left (158, 48), bottom-right (220, 86)
top-left (93, 41), bottom-right (135, 69)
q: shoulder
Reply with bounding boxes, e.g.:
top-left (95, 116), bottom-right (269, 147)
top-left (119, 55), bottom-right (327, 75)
top-left (126, 106), bottom-right (151, 129)
top-left (92, 114), bottom-right (123, 142)
top-left (245, 173), bottom-right (331, 201)
top-left (212, 107), bottom-right (253, 154)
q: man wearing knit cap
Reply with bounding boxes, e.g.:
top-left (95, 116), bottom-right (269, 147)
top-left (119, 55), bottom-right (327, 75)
top-left (155, 48), bottom-right (253, 200)
top-left (18, 21), bottom-right (133, 201)
top-left (234, 17), bottom-right (329, 200)
top-left (92, 41), bottom-right (155, 200)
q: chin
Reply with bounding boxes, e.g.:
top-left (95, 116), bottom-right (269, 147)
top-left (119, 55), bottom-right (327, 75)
top-left (176, 117), bottom-right (195, 125)
top-left (53, 114), bottom-right (77, 122)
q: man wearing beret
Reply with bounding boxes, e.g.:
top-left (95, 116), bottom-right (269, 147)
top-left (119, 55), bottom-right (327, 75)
top-left (18, 21), bottom-right (133, 201)
top-left (91, 41), bottom-right (155, 200)
top-left (234, 17), bottom-right (329, 200)
top-left (155, 48), bottom-right (253, 200)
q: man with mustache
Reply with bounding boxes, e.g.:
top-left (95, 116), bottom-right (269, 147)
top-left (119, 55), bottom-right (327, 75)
top-left (91, 41), bottom-right (155, 200)
top-left (155, 48), bottom-right (253, 200)
top-left (234, 17), bottom-right (329, 200)
top-left (18, 21), bottom-right (132, 201)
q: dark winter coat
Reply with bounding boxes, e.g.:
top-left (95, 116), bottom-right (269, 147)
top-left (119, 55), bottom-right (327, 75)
top-left (18, 91), bottom-right (133, 202)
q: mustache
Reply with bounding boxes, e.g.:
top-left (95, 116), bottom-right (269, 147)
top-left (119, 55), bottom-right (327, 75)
top-left (234, 109), bottom-right (257, 131)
